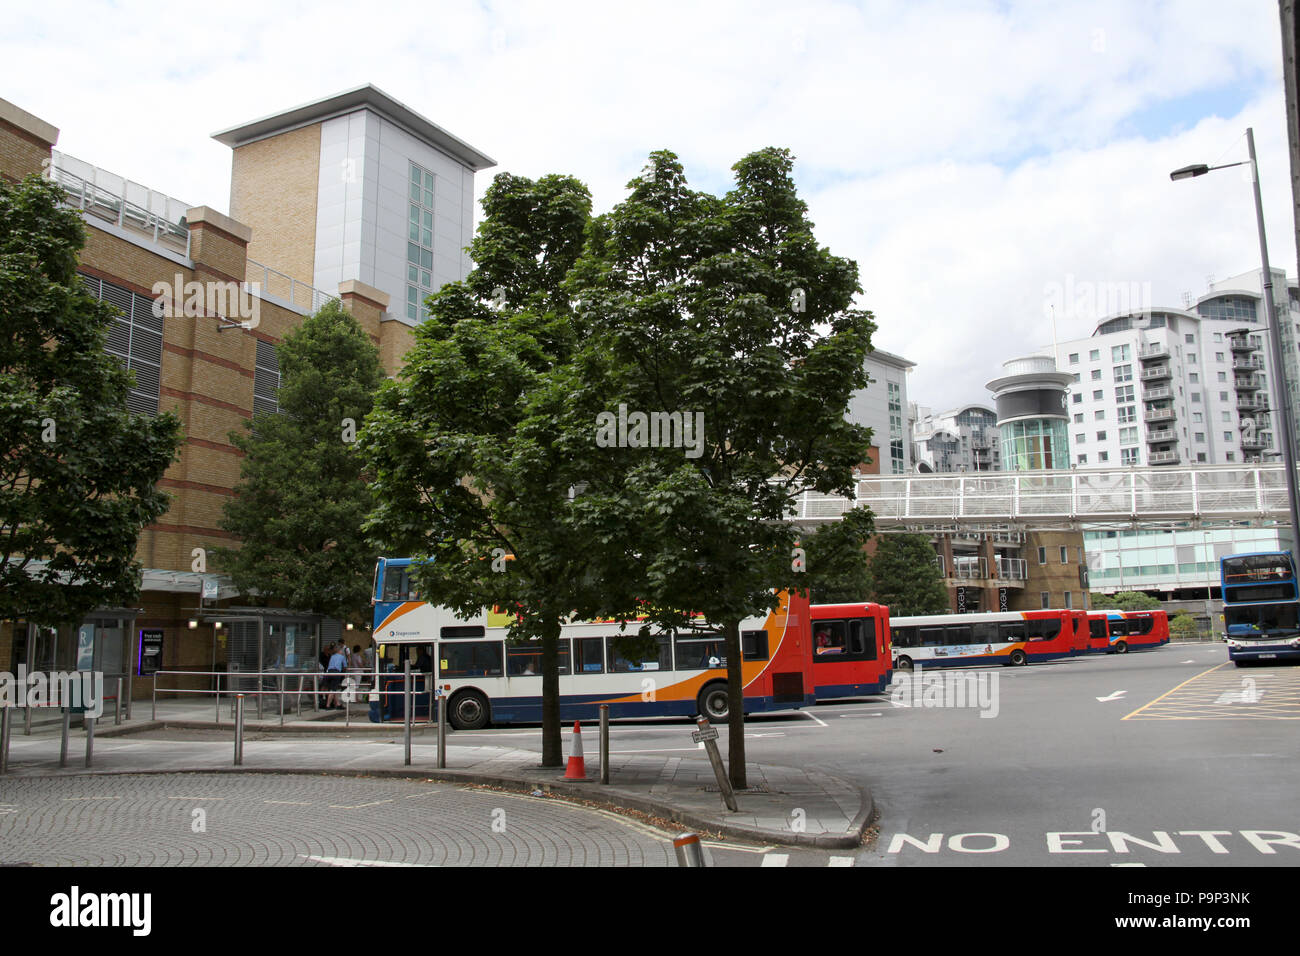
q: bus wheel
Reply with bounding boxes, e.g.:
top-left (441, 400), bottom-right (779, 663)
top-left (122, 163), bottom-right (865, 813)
top-left (1009, 649), bottom-right (1028, 666)
top-left (449, 690), bottom-right (489, 730)
top-left (895, 657), bottom-right (913, 671)
top-left (1114, 641), bottom-right (1128, 655)
top-left (697, 683), bottom-right (729, 721)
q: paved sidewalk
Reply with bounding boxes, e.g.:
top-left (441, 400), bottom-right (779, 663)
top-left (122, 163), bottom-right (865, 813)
top-left (0, 711), bottom-right (871, 849)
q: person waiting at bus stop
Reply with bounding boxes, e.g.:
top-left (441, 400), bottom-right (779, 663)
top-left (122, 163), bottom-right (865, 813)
top-left (325, 642), bottom-right (348, 709)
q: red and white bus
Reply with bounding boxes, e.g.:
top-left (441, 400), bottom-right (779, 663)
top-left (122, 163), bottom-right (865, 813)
top-left (1084, 609), bottom-right (1170, 654)
top-left (889, 609), bottom-right (1077, 669)
top-left (810, 602), bottom-right (893, 699)
top-left (369, 557), bottom-right (817, 728)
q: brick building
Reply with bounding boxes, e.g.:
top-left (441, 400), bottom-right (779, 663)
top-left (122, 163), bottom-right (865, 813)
top-left (0, 91), bottom-right (493, 705)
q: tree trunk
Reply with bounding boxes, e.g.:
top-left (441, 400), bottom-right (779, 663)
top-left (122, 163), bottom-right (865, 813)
top-left (724, 618), bottom-right (747, 790)
top-left (541, 617), bottom-right (562, 767)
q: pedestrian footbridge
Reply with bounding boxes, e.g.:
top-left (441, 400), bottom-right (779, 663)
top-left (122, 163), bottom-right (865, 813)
top-left (791, 464), bottom-right (1293, 532)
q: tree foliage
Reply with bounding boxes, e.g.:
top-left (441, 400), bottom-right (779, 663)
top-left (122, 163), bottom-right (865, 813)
top-left (864, 534), bottom-right (950, 616)
top-left (0, 175), bottom-right (181, 626)
top-left (213, 299), bottom-right (384, 622)
top-left (801, 509), bottom-right (875, 605)
top-left (1089, 590), bottom-right (1161, 611)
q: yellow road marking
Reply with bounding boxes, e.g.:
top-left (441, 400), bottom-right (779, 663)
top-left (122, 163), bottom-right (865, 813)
top-left (1122, 663), bottom-right (1229, 720)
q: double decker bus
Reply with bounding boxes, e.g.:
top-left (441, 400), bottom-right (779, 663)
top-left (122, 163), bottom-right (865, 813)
top-left (369, 557), bottom-right (817, 728)
top-left (809, 602), bottom-right (893, 699)
top-left (1220, 551), bottom-right (1300, 665)
top-left (888, 609), bottom-right (1076, 670)
top-left (1084, 609), bottom-right (1170, 654)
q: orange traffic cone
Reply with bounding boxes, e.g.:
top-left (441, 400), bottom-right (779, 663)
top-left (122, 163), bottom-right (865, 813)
top-left (564, 720), bottom-right (588, 780)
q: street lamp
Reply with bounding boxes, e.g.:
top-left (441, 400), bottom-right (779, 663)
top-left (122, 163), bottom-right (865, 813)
top-left (1172, 128), bottom-right (1300, 551)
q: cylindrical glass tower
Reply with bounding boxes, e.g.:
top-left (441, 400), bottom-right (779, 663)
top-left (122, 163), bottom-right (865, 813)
top-left (986, 355), bottom-right (1074, 472)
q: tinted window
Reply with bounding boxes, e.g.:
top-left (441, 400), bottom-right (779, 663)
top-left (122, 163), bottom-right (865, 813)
top-left (507, 642), bottom-right (570, 676)
top-left (439, 641), bottom-right (503, 678)
top-left (1000, 621), bottom-right (1028, 642)
top-left (675, 631), bottom-right (727, 670)
top-left (441, 626), bottom-right (485, 640)
top-left (892, 626), bottom-right (918, 648)
top-left (742, 629), bottom-right (769, 661)
top-left (574, 637), bottom-right (604, 673)
top-left (606, 634), bottom-right (672, 673)
top-left (814, 620), bottom-right (849, 656)
top-left (1126, 615), bottom-right (1156, 636)
top-left (1090, 619), bottom-right (1107, 639)
top-left (1025, 618), bottom-right (1062, 641)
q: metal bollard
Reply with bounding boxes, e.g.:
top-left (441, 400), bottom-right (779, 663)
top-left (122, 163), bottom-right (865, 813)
top-left (234, 694), bottom-right (244, 766)
top-left (0, 707), bottom-right (10, 775)
top-left (152, 680), bottom-right (157, 721)
top-left (673, 832), bottom-right (706, 867)
top-left (280, 676), bottom-right (285, 727)
top-left (599, 705), bottom-right (610, 785)
top-left (437, 691), bottom-right (447, 769)
top-left (23, 700), bottom-right (32, 735)
top-left (115, 677), bottom-right (122, 726)
top-left (59, 709), bottom-right (71, 767)
top-left (403, 662), bottom-right (412, 767)
top-left (84, 715), bottom-right (95, 768)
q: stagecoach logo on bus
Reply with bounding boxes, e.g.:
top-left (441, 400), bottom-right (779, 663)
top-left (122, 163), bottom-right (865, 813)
top-left (595, 404), bottom-right (705, 459)
top-left (0, 667), bottom-right (105, 718)
top-left (889, 664), bottom-right (999, 719)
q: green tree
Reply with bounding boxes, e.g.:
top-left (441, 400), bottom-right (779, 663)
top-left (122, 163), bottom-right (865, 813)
top-left (1169, 611), bottom-right (1200, 639)
top-left (357, 172), bottom-right (629, 766)
top-left (1089, 590), bottom-right (1161, 611)
top-left (0, 175), bottom-right (181, 626)
top-left (864, 534), bottom-right (950, 616)
top-left (800, 510), bottom-right (875, 605)
top-left (566, 148), bottom-right (875, 787)
top-left (213, 300), bottom-right (384, 622)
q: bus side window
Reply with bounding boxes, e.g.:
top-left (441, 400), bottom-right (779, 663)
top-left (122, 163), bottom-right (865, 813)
top-left (574, 638), bottom-right (604, 674)
top-left (850, 619), bottom-right (876, 660)
top-left (741, 629), bottom-right (769, 661)
top-left (918, 627), bottom-right (945, 647)
top-left (441, 641), bottom-right (503, 677)
top-left (1000, 622), bottom-right (1027, 642)
top-left (892, 627), bottom-right (916, 649)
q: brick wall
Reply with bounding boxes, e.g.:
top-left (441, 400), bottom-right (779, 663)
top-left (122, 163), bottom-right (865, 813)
top-left (229, 124), bottom-right (321, 287)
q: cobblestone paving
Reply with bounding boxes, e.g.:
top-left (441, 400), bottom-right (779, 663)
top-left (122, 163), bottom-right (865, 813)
top-left (0, 773), bottom-right (677, 866)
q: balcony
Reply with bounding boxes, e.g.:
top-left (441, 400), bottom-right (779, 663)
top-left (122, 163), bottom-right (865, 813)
top-left (950, 556), bottom-right (987, 580)
top-left (1237, 394), bottom-right (1268, 412)
top-left (1149, 449), bottom-right (1182, 465)
top-left (1234, 374), bottom-right (1261, 391)
top-left (1138, 343), bottom-right (1169, 361)
top-left (1242, 435), bottom-right (1268, 451)
top-left (1145, 427), bottom-right (1176, 444)
top-left (1143, 385), bottom-right (1173, 401)
top-left (1232, 356), bottom-right (1264, 371)
top-left (1228, 334), bottom-right (1259, 353)
top-left (1144, 406), bottom-right (1176, 423)
top-left (1140, 365), bottom-right (1172, 382)
top-left (995, 557), bottom-right (1028, 581)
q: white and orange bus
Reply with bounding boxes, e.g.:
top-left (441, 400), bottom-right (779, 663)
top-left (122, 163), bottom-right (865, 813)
top-left (369, 557), bottom-right (817, 729)
top-left (810, 602), bottom-right (893, 699)
top-left (888, 609), bottom-right (1077, 670)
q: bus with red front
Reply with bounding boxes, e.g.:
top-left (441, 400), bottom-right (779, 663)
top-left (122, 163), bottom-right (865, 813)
top-left (810, 602), bottom-right (893, 699)
top-left (369, 557), bottom-right (817, 728)
top-left (1085, 609), bottom-right (1170, 654)
top-left (889, 609), bottom-right (1077, 669)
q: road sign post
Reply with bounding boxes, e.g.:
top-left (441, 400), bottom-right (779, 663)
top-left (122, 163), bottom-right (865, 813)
top-left (693, 716), bottom-right (737, 812)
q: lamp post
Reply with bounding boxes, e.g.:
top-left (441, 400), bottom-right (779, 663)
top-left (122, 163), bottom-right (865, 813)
top-left (1172, 128), bottom-right (1300, 551)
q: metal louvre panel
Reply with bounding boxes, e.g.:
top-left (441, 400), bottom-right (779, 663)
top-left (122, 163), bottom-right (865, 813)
top-left (129, 361), bottom-right (160, 396)
top-left (130, 326), bottom-right (163, 365)
top-left (255, 339), bottom-right (278, 371)
top-left (79, 273), bottom-right (100, 297)
top-left (106, 318), bottom-right (130, 354)
top-left (125, 389), bottom-right (159, 417)
top-left (99, 280), bottom-right (131, 318)
top-left (252, 396), bottom-right (279, 418)
top-left (132, 291), bottom-right (164, 333)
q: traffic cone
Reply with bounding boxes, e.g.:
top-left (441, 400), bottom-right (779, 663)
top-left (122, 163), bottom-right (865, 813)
top-left (564, 720), bottom-right (588, 780)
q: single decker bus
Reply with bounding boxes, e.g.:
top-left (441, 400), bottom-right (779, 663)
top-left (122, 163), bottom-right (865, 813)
top-left (889, 609), bottom-right (1077, 670)
top-left (809, 602), bottom-right (893, 699)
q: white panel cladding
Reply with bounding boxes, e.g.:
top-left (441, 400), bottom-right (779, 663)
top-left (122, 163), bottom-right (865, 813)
top-left (313, 112), bottom-right (372, 296)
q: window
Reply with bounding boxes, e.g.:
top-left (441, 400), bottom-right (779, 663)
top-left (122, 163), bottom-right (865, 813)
top-left (1072, 393), bottom-right (1082, 404)
top-left (1091, 369), bottom-right (1102, 380)
top-left (1038, 547), bottom-right (1047, 565)
top-left (574, 638), bottom-right (605, 673)
top-left (812, 619), bottom-right (878, 662)
top-left (1219, 391), bottom-right (1229, 401)
top-left (406, 162), bottom-right (437, 321)
top-left (1096, 430), bottom-right (1107, 441)
top-left (1192, 412), bottom-right (1203, 423)
top-left (1191, 392), bottom-right (1201, 403)
top-left (1060, 546), bottom-right (1068, 564)
top-left (1121, 447), bottom-right (1139, 465)
top-left (1119, 427), bottom-right (1137, 445)
top-left (1226, 452), bottom-right (1236, 461)
top-left (1188, 352), bottom-right (1197, 363)
top-left (1072, 373), bottom-right (1081, 382)
top-left (1222, 411), bottom-right (1231, 422)
top-left (1216, 351), bottom-right (1225, 361)
top-left (742, 629), bottom-right (770, 661)
top-left (674, 631), bottom-right (726, 670)
top-left (1089, 349), bottom-right (1100, 361)
top-left (1040, 591), bottom-right (1051, 609)
top-left (1077, 454), bottom-right (1088, 464)
top-left (1074, 413), bottom-right (1084, 423)
top-left (1094, 410), bottom-right (1105, 421)
top-left (1117, 406), bottom-right (1136, 423)
top-left (1115, 385), bottom-right (1134, 402)
top-left (1197, 452), bottom-right (1207, 463)
top-left (1185, 334), bottom-right (1195, 344)
top-left (1189, 373), bottom-right (1199, 383)
top-left (507, 642), bottom-right (570, 676)
top-left (1194, 432), bottom-right (1205, 443)
top-left (1217, 372), bottom-right (1226, 382)
top-left (439, 641), bottom-right (504, 678)
top-left (606, 634), bottom-right (672, 673)
top-left (1214, 333), bottom-right (1223, 343)
top-left (1076, 433), bottom-right (1086, 444)
top-left (1093, 390), bottom-right (1103, 400)
top-left (1069, 353), bottom-right (1079, 364)
top-left (1098, 451), bottom-right (1109, 462)
top-left (1112, 344), bottom-right (1130, 362)
top-left (1224, 431), bottom-right (1233, 442)
top-left (1064, 591), bottom-right (1073, 609)
top-left (1114, 364), bottom-right (1132, 382)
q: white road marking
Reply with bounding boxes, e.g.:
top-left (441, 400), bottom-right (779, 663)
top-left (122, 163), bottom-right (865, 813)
top-left (761, 853), bottom-right (790, 867)
top-left (301, 854), bottom-right (420, 867)
top-left (327, 799), bottom-right (394, 809)
top-left (803, 712), bottom-right (829, 727)
top-left (828, 856), bottom-right (855, 867)
top-left (166, 796), bottom-right (225, 800)
top-left (266, 800), bottom-right (314, 805)
top-left (610, 747), bottom-right (703, 754)
top-left (1111, 863), bottom-right (1148, 867)
top-left (62, 796), bottom-right (121, 801)
top-left (1096, 691), bottom-right (1127, 702)
top-left (700, 841), bottom-right (771, 853)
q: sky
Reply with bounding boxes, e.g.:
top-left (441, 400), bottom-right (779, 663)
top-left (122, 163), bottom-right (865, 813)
top-left (3, 0), bottom-right (1296, 411)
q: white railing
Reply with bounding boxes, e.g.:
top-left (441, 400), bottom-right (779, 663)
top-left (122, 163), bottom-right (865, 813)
top-left (789, 463), bottom-right (1295, 531)
top-left (49, 151), bottom-right (190, 257)
top-left (245, 260), bottom-right (336, 314)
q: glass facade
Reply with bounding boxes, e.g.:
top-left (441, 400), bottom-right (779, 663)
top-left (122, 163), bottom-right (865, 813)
top-left (406, 162), bottom-right (436, 322)
top-left (1000, 418), bottom-right (1069, 471)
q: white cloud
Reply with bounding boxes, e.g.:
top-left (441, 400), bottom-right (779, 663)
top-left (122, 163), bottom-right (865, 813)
top-left (2, 0), bottom-right (1292, 408)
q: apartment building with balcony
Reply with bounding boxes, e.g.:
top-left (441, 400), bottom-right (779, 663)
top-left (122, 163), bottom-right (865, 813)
top-left (911, 403), bottom-right (1001, 473)
top-left (0, 92), bottom-right (493, 705)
